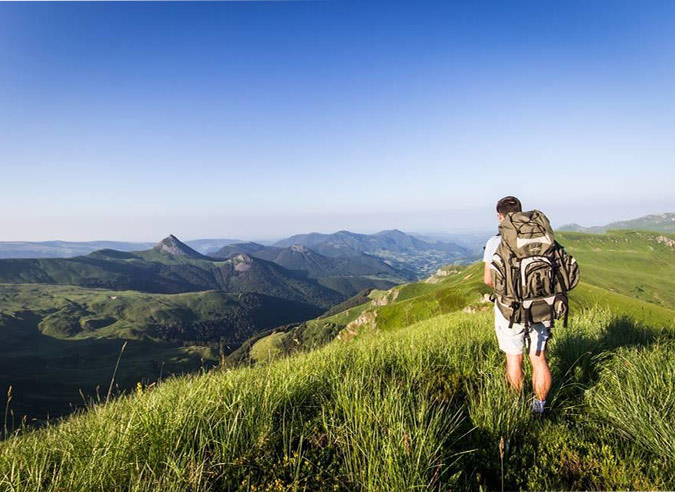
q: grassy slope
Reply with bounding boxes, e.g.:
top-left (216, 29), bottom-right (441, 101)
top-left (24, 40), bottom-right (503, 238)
top-left (0, 284), bottom-right (323, 422)
top-left (1, 306), bottom-right (673, 490)
top-left (0, 284), bottom-right (322, 342)
top-left (571, 282), bottom-right (674, 327)
top-left (249, 332), bottom-right (288, 363)
top-left (557, 230), bottom-right (675, 308)
top-left (1, 230), bottom-right (674, 489)
top-left (240, 243), bottom-right (675, 364)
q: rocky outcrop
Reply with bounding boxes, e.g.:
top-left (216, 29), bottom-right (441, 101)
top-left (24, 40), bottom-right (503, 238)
top-left (338, 310), bottom-right (378, 342)
top-left (655, 235), bottom-right (675, 249)
top-left (231, 254), bottom-right (254, 272)
top-left (370, 288), bottom-right (399, 306)
top-left (424, 266), bottom-right (461, 284)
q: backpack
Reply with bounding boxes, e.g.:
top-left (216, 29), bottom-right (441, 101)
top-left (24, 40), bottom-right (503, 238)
top-left (489, 210), bottom-right (580, 335)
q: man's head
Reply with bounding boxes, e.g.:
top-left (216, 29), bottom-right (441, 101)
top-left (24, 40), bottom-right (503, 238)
top-left (496, 196), bottom-right (522, 221)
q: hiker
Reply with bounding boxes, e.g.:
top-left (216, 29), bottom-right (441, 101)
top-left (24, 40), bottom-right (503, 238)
top-left (483, 196), bottom-right (579, 415)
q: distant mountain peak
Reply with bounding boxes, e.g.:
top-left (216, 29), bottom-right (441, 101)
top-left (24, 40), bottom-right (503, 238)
top-left (558, 223), bottom-right (589, 232)
top-left (211, 242), bottom-right (268, 259)
top-left (375, 229), bottom-right (406, 236)
top-left (154, 235), bottom-right (207, 259)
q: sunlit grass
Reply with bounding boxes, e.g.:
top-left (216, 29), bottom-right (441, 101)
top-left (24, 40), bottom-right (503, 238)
top-left (1, 305), bottom-right (673, 490)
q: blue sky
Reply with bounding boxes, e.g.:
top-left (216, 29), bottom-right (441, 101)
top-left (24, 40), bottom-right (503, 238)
top-left (1, 0), bottom-right (674, 241)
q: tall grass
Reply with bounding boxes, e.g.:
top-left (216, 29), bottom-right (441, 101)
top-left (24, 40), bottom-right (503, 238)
top-left (1, 307), bottom-right (673, 491)
top-left (586, 342), bottom-right (675, 467)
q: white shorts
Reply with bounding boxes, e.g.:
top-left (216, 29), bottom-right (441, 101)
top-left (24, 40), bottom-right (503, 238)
top-left (494, 304), bottom-right (549, 355)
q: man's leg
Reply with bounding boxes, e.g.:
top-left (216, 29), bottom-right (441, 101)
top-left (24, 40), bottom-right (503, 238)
top-left (505, 353), bottom-right (523, 392)
top-left (529, 349), bottom-right (551, 401)
top-left (495, 305), bottom-right (525, 391)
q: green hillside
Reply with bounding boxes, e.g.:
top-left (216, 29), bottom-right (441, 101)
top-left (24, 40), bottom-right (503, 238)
top-left (1, 230), bottom-right (674, 490)
top-left (560, 212), bottom-right (675, 234)
top-left (238, 252), bottom-right (674, 365)
top-left (557, 230), bottom-right (675, 308)
top-left (227, 230), bottom-right (674, 366)
top-left (0, 284), bottom-right (323, 343)
top-left (0, 284), bottom-right (322, 421)
top-left (1, 302), bottom-right (673, 490)
top-left (0, 248), bottom-right (344, 307)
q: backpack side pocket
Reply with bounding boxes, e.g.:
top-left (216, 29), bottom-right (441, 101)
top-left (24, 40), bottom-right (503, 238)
top-left (554, 245), bottom-right (580, 292)
top-left (490, 254), bottom-right (507, 297)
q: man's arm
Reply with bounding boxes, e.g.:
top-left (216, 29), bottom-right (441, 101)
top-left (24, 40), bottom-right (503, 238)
top-left (482, 235), bottom-right (499, 286)
top-left (483, 262), bottom-right (493, 286)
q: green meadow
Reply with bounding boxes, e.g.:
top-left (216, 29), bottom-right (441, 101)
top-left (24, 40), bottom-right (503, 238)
top-left (556, 231), bottom-right (675, 308)
top-left (0, 229), bottom-right (674, 490)
top-left (1, 306), bottom-right (673, 490)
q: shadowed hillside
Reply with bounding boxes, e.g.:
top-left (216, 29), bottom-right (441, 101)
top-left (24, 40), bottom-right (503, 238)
top-left (0, 285), bottom-right (324, 421)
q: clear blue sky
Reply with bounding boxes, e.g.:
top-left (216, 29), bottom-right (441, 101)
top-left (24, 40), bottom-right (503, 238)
top-left (1, 0), bottom-right (674, 241)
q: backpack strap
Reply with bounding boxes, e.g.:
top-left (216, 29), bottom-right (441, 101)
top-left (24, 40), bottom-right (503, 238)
top-left (523, 325), bottom-right (531, 353)
top-left (508, 302), bottom-right (519, 328)
top-left (522, 300), bottom-right (533, 328)
top-left (522, 301), bottom-right (534, 353)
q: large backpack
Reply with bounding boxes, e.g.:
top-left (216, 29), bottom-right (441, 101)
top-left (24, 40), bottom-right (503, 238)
top-left (490, 210), bottom-right (580, 336)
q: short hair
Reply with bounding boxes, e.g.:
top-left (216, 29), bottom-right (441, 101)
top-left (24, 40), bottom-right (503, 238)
top-left (496, 196), bottom-right (522, 215)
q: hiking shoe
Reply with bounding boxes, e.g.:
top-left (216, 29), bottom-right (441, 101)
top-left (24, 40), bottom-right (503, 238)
top-left (532, 398), bottom-right (546, 416)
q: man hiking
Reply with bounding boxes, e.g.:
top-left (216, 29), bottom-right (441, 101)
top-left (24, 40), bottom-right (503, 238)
top-left (483, 196), bottom-right (554, 415)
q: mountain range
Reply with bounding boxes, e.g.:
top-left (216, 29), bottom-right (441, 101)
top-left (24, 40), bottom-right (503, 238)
top-left (559, 212), bottom-right (675, 234)
top-left (0, 240), bottom-right (153, 259)
top-left (272, 228), bottom-right (466, 256)
top-left (0, 229), bottom-right (474, 278)
top-left (0, 235), bottom-right (355, 307)
top-left (0, 234), bottom-right (404, 420)
top-left (212, 242), bottom-right (415, 280)
top-left (4, 212), bottom-right (672, 262)
top-left (0, 238), bottom-right (244, 259)
top-left (269, 229), bottom-right (471, 277)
